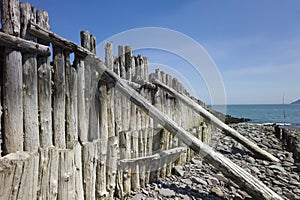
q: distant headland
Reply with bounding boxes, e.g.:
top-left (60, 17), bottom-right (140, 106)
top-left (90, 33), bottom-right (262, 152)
top-left (291, 99), bottom-right (300, 104)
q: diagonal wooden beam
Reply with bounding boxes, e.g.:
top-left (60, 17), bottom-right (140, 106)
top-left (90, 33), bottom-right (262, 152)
top-left (152, 78), bottom-right (280, 163)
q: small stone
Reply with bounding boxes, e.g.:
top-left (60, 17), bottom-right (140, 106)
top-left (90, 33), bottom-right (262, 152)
top-left (191, 177), bottom-right (207, 185)
top-left (293, 188), bottom-right (300, 194)
top-left (250, 166), bottom-right (260, 174)
top-left (208, 177), bottom-right (220, 185)
top-left (159, 188), bottom-right (175, 197)
top-left (213, 173), bottom-right (228, 183)
top-left (191, 158), bottom-right (202, 165)
top-left (181, 178), bottom-right (193, 185)
top-left (211, 187), bottom-right (224, 198)
top-left (268, 165), bottom-right (286, 173)
top-left (246, 157), bottom-right (256, 164)
top-left (272, 180), bottom-right (285, 187)
top-left (289, 180), bottom-right (300, 186)
top-left (232, 143), bottom-right (246, 154)
top-left (173, 165), bottom-right (184, 177)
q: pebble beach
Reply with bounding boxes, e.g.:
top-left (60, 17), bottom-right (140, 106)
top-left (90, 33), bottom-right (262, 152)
top-left (125, 124), bottom-right (300, 200)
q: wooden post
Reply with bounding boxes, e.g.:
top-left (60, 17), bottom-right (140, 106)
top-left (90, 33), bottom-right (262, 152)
top-left (57, 149), bottom-right (76, 200)
top-left (1, 0), bottom-right (23, 154)
top-left (159, 71), bottom-right (167, 178)
top-left (114, 56), bottom-right (125, 198)
top-left (172, 78), bottom-right (180, 164)
top-left (166, 74), bottom-right (173, 177)
top-left (65, 51), bottom-right (78, 148)
top-left (0, 53), bottom-right (2, 156)
top-left (88, 34), bottom-right (100, 141)
top-left (119, 45), bottom-right (132, 195)
top-left (0, 151), bottom-right (39, 200)
top-left (20, 3), bottom-right (39, 152)
top-left (38, 147), bottom-right (59, 199)
top-left (82, 142), bottom-right (97, 200)
top-left (53, 45), bottom-right (66, 149)
top-left (80, 31), bottom-right (91, 142)
top-left (105, 43), bottom-right (117, 200)
top-left (36, 10), bottom-right (52, 148)
top-left (75, 55), bottom-right (88, 143)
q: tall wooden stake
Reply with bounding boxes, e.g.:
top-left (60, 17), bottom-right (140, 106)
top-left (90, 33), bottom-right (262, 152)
top-left (1, 0), bottom-right (23, 154)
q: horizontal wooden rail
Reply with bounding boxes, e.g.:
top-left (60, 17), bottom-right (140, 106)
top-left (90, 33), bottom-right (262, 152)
top-left (152, 79), bottom-right (280, 163)
top-left (118, 147), bottom-right (185, 166)
top-left (0, 31), bottom-right (50, 55)
top-left (27, 22), bottom-right (92, 57)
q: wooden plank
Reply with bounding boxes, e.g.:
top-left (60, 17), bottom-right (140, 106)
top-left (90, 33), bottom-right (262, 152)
top-left (1, 0), bottom-right (23, 154)
top-left (20, 2), bottom-right (40, 152)
top-left (91, 59), bottom-right (283, 200)
top-left (0, 32), bottom-right (50, 55)
top-left (118, 147), bottom-right (186, 166)
top-left (53, 45), bottom-right (66, 149)
top-left (28, 22), bottom-right (91, 57)
top-left (152, 78), bottom-right (280, 163)
top-left (37, 10), bottom-right (52, 148)
top-left (66, 52), bottom-right (78, 148)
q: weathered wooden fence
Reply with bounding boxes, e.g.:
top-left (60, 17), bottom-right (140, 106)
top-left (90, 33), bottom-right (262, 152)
top-left (0, 1), bottom-right (210, 199)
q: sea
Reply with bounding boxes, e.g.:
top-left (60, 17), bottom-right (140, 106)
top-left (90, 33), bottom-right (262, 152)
top-left (211, 104), bottom-right (300, 127)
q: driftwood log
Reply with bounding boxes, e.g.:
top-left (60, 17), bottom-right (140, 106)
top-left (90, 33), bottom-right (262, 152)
top-left (152, 79), bottom-right (280, 163)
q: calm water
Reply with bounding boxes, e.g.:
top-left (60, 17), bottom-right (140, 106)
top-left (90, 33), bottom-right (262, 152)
top-left (211, 104), bottom-right (300, 125)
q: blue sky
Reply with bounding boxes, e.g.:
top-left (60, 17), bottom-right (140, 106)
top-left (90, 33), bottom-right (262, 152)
top-left (27, 0), bottom-right (300, 104)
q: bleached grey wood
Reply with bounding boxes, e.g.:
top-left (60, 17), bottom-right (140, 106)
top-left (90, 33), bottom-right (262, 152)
top-left (119, 45), bottom-right (132, 195)
top-left (73, 143), bottom-right (84, 200)
top-left (38, 147), bottom-right (59, 200)
top-left (65, 52), bottom-right (78, 148)
top-left (1, 0), bottom-right (23, 154)
top-left (91, 59), bottom-right (283, 200)
top-left (97, 41), bottom-right (108, 199)
top-left (20, 2), bottom-right (40, 152)
top-left (53, 46), bottom-right (66, 149)
top-left (152, 79), bottom-right (280, 163)
top-left (75, 55), bottom-right (88, 143)
top-left (82, 142), bottom-right (97, 200)
top-left (0, 151), bottom-right (39, 200)
top-left (0, 32), bottom-right (50, 55)
top-left (105, 43), bottom-right (117, 200)
top-left (118, 147), bottom-right (186, 166)
top-left (28, 22), bottom-right (92, 57)
top-left (57, 149), bottom-right (76, 200)
top-left (37, 10), bottom-right (52, 148)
